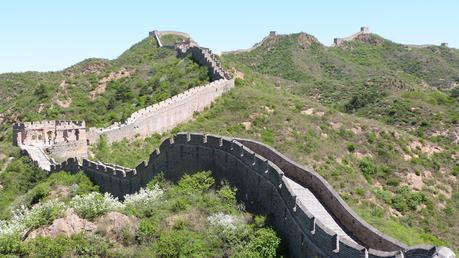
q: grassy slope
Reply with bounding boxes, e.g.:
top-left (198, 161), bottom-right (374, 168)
top-left (93, 70), bottom-right (458, 250)
top-left (0, 36), bottom-right (209, 172)
top-left (224, 33), bottom-right (459, 145)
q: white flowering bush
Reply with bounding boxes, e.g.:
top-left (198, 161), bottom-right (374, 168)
top-left (208, 212), bottom-right (238, 230)
top-left (70, 192), bottom-right (123, 220)
top-left (0, 200), bottom-right (65, 254)
top-left (21, 200), bottom-right (66, 229)
top-left (124, 185), bottom-right (163, 208)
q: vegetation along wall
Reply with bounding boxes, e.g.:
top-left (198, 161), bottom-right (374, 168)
top-left (51, 133), bottom-right (442, 258)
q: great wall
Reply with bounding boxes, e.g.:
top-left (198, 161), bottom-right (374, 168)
top-left (11, 31), bottom-right (454, 258)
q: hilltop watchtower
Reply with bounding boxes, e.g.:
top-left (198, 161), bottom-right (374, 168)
top-left (360, 26), bottom-right (370, 33)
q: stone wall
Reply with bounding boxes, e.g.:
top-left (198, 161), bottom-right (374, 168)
top-left (13, 120), bottom-right (88, 162)
top-left (333, 26), bottom-right (371, 46)
top-left (50, 133), bottom-right (445, 258)
top-left (86, 31), bottom-right (233, 144)
top-left (87, 79), bottom-right (234, 144)
top-left (176, 41), bottom-right (231, 81)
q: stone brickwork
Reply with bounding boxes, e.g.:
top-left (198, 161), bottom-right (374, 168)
top-left (49, 133), bottom-right (452, 258)
top-left (175, 40), bottom-right (231, 80)
top-left (13, 120), bottom-right (88, 164)
top-left (334, 26), bottom-right (371, 46)
top-left (87, 79), bottom-right (234, 144)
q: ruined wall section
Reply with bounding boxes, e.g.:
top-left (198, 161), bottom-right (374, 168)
top-left (51, 133), bottom-right (443, 258)
top-left (13, 120), bottom-right (88, 164)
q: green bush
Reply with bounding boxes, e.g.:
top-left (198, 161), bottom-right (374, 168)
top-left (0, 234), bottom-right (23, 255)
top-left (24, 233), bottom-right (108, 258)
top-left (391, 186), bottom-right (427, 212)
top-left (177, 171), bottom-right (215, 193)
top-left (154, 229), bottom-right (212, 257)
top-left (359, 157), bottom-right (378, 178)
top-left (137, 217), bottom-right (159, 243)
top-left (236, 228), bottom-right (280, 258)
top-left (22, 200), bottom-right (66, 229)
top-left (70, 192), bottom-right (122, 220)
top-left (347, 143), bottom-right (356, 152)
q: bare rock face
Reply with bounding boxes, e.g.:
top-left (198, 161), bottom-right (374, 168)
top-left (95, 212), bottom-right (138, 242)
top-left (27, 208), bottom-right (96, 239)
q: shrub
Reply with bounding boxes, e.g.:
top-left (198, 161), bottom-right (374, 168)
top-left (347, 143), bottom-right (356, 152)
top-left (70, 192), bottom-right (123, 220)
top-left (137, 217), bottom-right (159, 243)
top-left (387, 178), bottom-right (400, 187)
top-left (236, 228), bottom-right (280, 258)
top-left (123, 186), bottom-right (163, 209)
top-left (0, 233), bottom-right (22, 255)
top-left (217, 184), bottom-right (237, 207)
top-left (24, 233), bottom-right (108, 257)
top-left (344, 87), bottom-right (380, 112)
top-left (25, 236), bottom-right (68, 258)
top-left (0, 199), bottom-right (65, 248)
top-left (359, 157), bottom-right (378, 178)
top-left (177, 171), bottom-right (214, 193)
top-left (18, 200), bottom-right (66, 229)
top-left (391, 186), bottom-right (426, 212)
top-left (123, 186), bottom-right (163, 217)
top-left (208, 213), bottom-right (239, 230)
top-left (154, 230), bottom-right (212, 257)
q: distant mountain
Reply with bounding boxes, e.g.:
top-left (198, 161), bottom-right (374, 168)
top-left (224, 32), bottom-right (459, 146)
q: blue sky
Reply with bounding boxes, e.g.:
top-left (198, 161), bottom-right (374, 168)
top-left (0, 0), bottom-right (457, 73)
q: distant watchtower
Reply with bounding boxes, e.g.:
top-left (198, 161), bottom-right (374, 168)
top-left (360, 26), bottom-right (370, 33)
top-left (441, 42), bottom-right (449, 47)
top-left (269, 31), bottom-right (276, 37)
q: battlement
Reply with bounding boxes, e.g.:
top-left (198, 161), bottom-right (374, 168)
top-left (13, 120), bottom-right (88, 163)
top-left (48, 133), bottom-right (450, 257)
top-left (87, 79), bottom-right (234, 144)
top-left (333, 26), bottom-right (370, 46)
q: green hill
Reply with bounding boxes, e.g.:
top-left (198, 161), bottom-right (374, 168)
top-left (0, 31), bottom-right (458, 253)
top-left (0, 36), bottom-right (209, 169)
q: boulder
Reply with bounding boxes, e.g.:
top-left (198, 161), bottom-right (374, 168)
top-left (95, 212), bottom-right (138, 242)
top-left (27, 208), bottom-right (96, 239)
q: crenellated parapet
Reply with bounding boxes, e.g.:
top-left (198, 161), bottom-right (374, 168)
top-left (175, 40), bottom-right (231, 81)
top-left (13, 120), bottom-right (88, 167)
top-left (87, 79), bottom-right (234, 144)
top-left (49, 133), bottom-right (453, 258)
top-left (333, 26), bottom-right (371, 46)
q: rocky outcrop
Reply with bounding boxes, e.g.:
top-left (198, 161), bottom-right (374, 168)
top-left (27, 208), bottom-right (96, 239)
top-left (95, 212), bottom-right (138, 242)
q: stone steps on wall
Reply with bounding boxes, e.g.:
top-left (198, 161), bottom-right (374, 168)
top-left (20, 145), bottom-right (52, 171)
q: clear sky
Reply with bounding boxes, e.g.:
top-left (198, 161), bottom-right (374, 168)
top-left (0, 0), bottom-right (458, 73)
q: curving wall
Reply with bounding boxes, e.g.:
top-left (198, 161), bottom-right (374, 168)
top-left (51, 133), bottom-right (444, 258)
top-left (87, 79), bottom-right (234, 144)
top-left (86, 32), bottom-right (234, 144)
